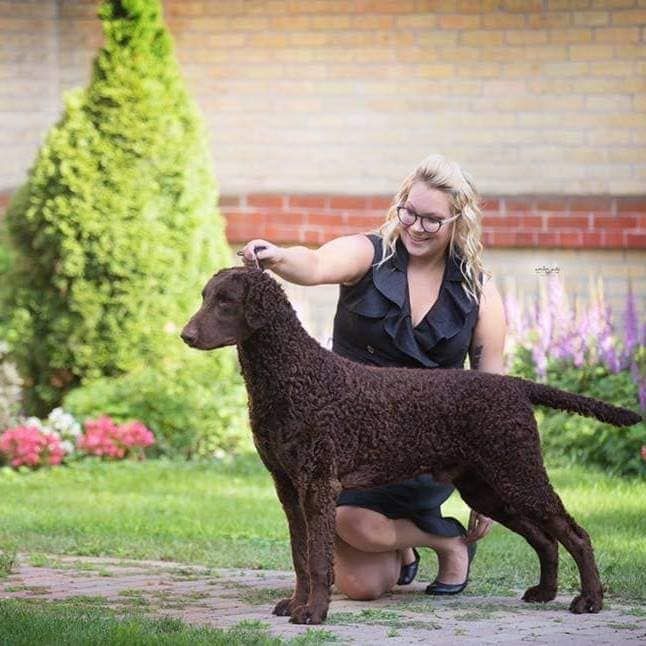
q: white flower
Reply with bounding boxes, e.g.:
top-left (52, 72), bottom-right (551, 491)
top-left (61, 440), bottom-right (75, 454)
top-left (48, 407), bottom-right (64, 420)
top-left (46, 408), bottom-right (82, 437)
top-left (23, 417), bottom-right (44, 430)
top-left (67, 424), bottom-right (82, 437)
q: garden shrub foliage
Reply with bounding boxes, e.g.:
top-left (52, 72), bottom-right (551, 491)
top-left (64, 353), bottom-right (251, 459)
top-left (536, 357), bottom-right (644, 478)
top-left (1, 0), bottom-right (232, 415)
top-left (505, 275), bottom-right (645, 479)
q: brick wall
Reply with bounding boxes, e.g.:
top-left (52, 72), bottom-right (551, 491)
top-left (2, 186), bottom-right (643, 249)
top-left (0, 0), bottom-right (645, 196)
top-left (165, 0), bottom-right (646, 195)
top-left (0, 0), bottom-right (643, 333)
top-left (222, 192), bottom-right (646, 248)
top-left (0, 1), bottom-right (643, 377)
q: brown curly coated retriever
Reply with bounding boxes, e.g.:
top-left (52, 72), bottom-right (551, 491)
top-left (181, 266), bottom-right (642, 625)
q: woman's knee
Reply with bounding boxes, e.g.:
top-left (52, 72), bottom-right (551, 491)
top-left (333, 538), bottom-right (400, 601)
top-left (334, 568), bottom-right (389, 601)
top-left (334, 575), bottom-right (386, 601)
top-left (336, 506), bottom-right (396, 550)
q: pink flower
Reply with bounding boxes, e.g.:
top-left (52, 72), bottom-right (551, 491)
top-left (77, 415), bottom-right (155, 460)
top-left (0, 425), bottom-right (67, 469)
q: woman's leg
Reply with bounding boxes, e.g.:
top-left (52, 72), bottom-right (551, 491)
top-left (334, 535), bottom-right (401, 601)
top-left (334, 506), bottom-right (470, 600)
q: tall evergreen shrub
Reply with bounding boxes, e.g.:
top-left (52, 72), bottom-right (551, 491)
top-left (1, 0), bottom-right (232, 415)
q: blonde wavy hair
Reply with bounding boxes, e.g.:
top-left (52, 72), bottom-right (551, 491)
top-left (373, 153), bottom-right (490, 305)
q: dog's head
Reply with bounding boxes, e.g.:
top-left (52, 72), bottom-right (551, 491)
top-left (180, 267), bottom-right (278, 351)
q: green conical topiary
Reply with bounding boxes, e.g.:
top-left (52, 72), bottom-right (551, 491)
top-left (1, 0), bottom-right (233, 415)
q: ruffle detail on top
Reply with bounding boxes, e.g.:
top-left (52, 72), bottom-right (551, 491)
top-left (370, 235), bottom-right (478, 368)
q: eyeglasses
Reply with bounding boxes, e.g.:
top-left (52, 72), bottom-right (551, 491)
top-left (396, 206), bottom-right (460, 234)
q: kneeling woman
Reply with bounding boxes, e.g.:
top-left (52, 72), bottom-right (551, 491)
top-left (241, 153), bottom-right (507, 599)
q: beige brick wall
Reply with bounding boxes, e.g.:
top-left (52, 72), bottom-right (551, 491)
top-left (0, 1), bottom-right (58, 189)
top-left (0, 0), bottom-right (644, 195)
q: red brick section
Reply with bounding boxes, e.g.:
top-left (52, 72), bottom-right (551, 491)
top-left (223, 193), bottom-right (646, 250)
top-left (0, 191), bottom-right (644, 250)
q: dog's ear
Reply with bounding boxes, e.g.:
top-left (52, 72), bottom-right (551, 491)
top-left (242, 272), bottom-right (271, 331)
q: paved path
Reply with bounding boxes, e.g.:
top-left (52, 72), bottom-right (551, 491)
top-left (1, 555), bottom-right (644, 644)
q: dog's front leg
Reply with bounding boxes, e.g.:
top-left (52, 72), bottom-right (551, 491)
top-left (270, 473), bottom-right (310, 617)
top-left (289, 478), bottom-right (338, 625)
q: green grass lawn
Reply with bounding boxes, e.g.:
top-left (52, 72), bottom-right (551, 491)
top-left (0, 599), bottom-right (336, 646)
top-left (0, 455), bottom-right (644, 601)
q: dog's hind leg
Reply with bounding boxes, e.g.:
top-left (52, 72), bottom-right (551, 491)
top-left (467, 450), bottom-right (603, 614)
top-left (541, 513), bottom-right (604, 614)
top-left (455, 474), bottom-right (558, 603)
top-left (513, 520), bottom-right (559, 603)
top-left (504, 479), bottom-right (602, 613)
top-left (270, 474), bottom-right (310, 617)
top-left (465, 404), bottom-right (603, 614)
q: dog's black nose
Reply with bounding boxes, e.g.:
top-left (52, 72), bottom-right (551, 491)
top-left (180, 329), bottom-right (197, 345)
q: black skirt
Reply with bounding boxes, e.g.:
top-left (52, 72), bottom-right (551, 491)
top-left (336, 475), bottom-right (464, 538)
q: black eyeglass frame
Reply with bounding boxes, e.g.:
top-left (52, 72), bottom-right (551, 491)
top-left (396, 206), bottom-right (461, 234)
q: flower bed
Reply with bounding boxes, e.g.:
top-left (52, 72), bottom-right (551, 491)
top-left (0, 408), bottom-right (154, 470)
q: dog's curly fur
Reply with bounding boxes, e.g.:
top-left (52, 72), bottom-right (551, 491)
top-left (181, 267), bottom-right (642, 625)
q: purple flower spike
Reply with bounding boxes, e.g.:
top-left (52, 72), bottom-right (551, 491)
top-left (532, 344), bottom-right (548, 379)
top-left (503, 290), bottom-right (524, 342)
top-left (601, 341), bottom-right (621, 374)
top-left (621, 280), bottom-right (640, 364)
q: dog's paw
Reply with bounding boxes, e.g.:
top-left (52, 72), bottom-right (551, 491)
top-left (289, 603), bottom-right (327, 625)
top-left (522, 585), bottom-right (557, 603)
top-left (569, 593), bottom-right (603, 614)
top-left (272, 597), bottom-right (299, 617)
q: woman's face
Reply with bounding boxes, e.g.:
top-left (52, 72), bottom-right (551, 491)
top-left (398, 182), bottom-right (454, 262)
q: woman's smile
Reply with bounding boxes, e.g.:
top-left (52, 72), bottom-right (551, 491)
top-left (403, 228), bottom-right (434, 246)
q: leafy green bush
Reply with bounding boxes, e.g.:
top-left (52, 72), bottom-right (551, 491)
top-left (507, 345), bottom-right (537, 381)
top-left (0, 223), bottom-right (15, 340)
top-left (0, 541), bottom-right (17, 578)
top-left (0, 0), bottom-right (231, 415)
top-left (64, 349), bottom-right (251, 459)
top-left (510, 349), bottom-right (645, 478)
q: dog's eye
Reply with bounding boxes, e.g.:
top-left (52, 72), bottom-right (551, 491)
top-left (216, 294), bottom-right (233, 306)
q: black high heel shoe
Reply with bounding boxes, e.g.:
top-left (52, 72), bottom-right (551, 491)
top-left (425, 518), bottom-right (477, 596)
top-left (397, 547), bottom-right (420, 586)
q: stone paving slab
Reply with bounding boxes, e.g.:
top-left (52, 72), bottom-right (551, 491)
top-left (1, 554), bottom-right (645, 644)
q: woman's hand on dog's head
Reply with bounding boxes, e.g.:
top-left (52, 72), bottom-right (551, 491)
top-left (239, 239), bottom-right (284, 269)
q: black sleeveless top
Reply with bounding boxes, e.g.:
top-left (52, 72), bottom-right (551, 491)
top-left (332, 234), bottom-right (481, 370)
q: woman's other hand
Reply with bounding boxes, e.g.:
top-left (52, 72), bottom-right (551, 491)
top-left (465, 509), bottom-right (494, 544)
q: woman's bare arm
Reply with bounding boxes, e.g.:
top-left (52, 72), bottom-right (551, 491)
top-left (465, 275), bottom-right (508, 542)
top-left (468, 276), bottom-right (507, 374)
top-left (240, 234), bottom-right (375, 287)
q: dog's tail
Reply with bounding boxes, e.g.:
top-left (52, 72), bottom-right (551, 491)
top-left (516, 378), bottom-right (642, 427)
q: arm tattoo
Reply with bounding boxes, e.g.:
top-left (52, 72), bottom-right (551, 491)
top-left (470, 344), bottom-right (484, 370)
